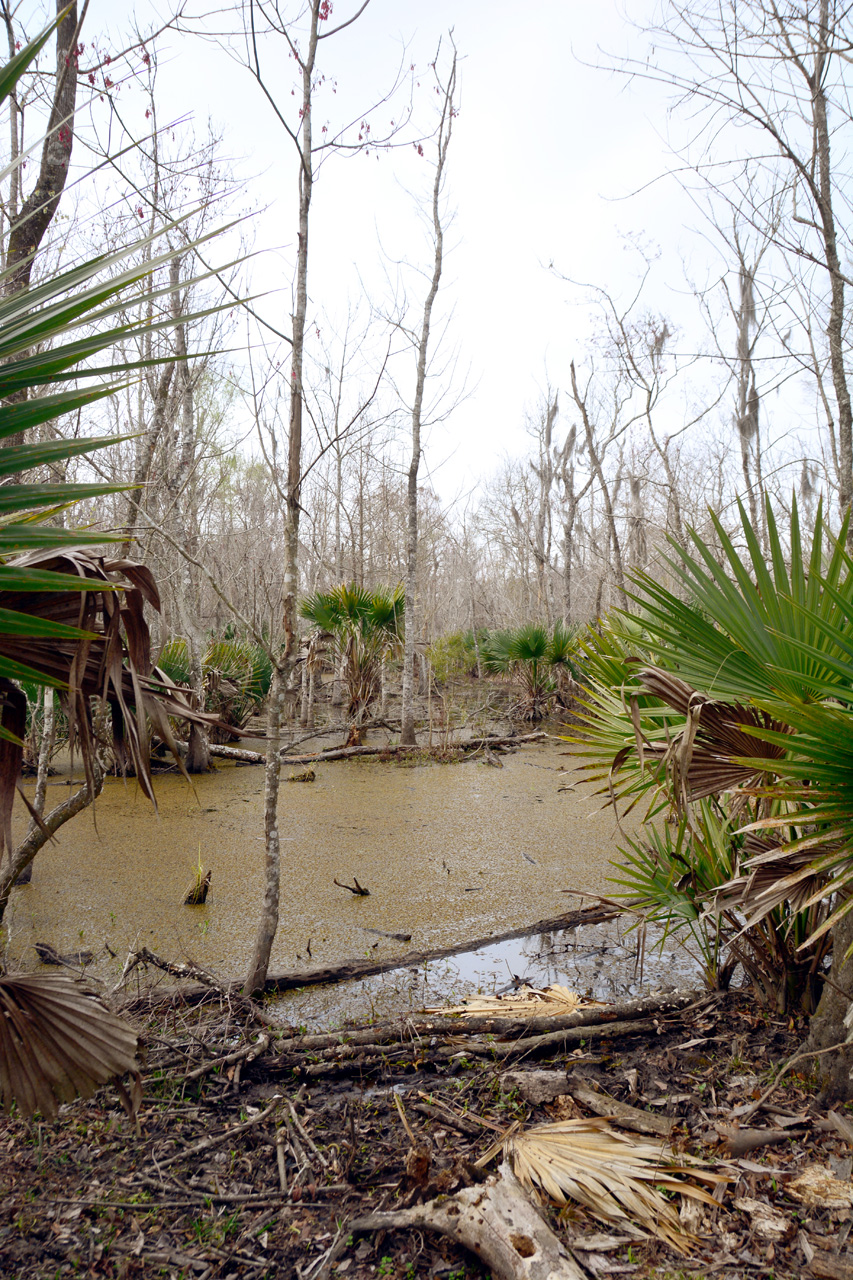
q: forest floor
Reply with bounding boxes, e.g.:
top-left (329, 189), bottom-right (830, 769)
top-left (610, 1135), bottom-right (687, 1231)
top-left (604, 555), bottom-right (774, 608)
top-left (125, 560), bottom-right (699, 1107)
top-left (1, 978), bottom-right (852, 1280)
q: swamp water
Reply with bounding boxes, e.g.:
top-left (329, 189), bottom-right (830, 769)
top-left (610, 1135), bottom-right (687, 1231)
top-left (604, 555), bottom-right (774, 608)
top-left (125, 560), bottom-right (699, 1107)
top-left (6, 739), bottom-right (700, 1021)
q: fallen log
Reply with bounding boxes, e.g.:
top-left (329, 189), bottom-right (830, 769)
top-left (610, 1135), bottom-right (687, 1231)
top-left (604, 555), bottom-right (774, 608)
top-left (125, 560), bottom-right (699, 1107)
top-left (263, 904), bottom-right (618, 995)
top-left (271, 988), bottom-right (701, 1053)
top-left (490, 1016), bottom-right (662, 1058)
top-left (350, 1160), bottom-right (587, 1280)
top-left (35, 942), bottom-right (95, 969)
top-left (206, 731), bottom-right (546, 767)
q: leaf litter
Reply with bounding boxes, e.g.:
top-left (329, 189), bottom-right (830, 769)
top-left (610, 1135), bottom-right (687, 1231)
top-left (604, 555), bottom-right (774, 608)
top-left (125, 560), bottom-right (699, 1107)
top-left (0, 973), bottom-right (851, 1279)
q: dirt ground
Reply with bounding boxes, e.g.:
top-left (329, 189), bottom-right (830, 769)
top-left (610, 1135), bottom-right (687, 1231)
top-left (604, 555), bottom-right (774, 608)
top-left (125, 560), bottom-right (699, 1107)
top-left (1, 981), bottom-right (852, 1280)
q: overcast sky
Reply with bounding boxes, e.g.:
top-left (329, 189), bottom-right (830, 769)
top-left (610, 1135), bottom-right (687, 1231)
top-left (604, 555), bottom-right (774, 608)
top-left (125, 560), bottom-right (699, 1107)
top-left (90, 0), bottom-right (710, 502)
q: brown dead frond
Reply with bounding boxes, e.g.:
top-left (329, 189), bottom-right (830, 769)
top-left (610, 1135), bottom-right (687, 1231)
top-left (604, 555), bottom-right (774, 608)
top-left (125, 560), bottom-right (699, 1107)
top-left (429, 983), bottom-right (596, 1018)
top-left (638, 667), bottom-right (787, 804)
top-left (0, 547), bottom-right (221, 853)
top-left (0, 972), bottom-right (140, 1121)
top-left (507, 1116), bottom-right (725, 1253)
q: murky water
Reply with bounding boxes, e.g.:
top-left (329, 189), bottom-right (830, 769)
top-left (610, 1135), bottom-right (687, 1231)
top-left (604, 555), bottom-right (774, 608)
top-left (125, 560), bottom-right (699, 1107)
top-left (273, 917), bottom-right (702, 1031)
top-left (5, 739), bottom-right (690, 1015)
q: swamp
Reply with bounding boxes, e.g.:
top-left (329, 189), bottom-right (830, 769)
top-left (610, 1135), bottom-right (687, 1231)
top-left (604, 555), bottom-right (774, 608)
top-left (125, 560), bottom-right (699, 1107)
top-left (5, 2), bottom-right (853, 1279)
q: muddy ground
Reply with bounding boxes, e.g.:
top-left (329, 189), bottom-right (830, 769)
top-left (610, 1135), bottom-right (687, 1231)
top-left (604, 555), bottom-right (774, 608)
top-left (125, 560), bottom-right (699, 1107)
top-left (1, 978), bottom-right (852, 1280)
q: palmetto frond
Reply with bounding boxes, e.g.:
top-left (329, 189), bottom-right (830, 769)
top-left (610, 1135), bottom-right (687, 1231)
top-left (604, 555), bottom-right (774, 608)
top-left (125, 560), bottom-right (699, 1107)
top-left (0, 972), bottom-right (139, 1121)
top-left (508, 1118), bottom-right (723, 1253)
top-left (575, 497), bottom-right (853, 997)
top-left (300, 583), bottom-right (404, 724)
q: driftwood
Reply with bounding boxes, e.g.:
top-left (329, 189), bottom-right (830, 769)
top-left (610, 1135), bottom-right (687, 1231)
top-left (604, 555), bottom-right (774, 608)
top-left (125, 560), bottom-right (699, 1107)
top-left (263, 904), bottom-right (618, 994)
top-left (333, 876), bottom-right (370, 897)
top-left (206, 731), bottom-right (546, 767)
top-left (350, 1160), bottom-right (586, 1280)
top-left (34, 942), bottom-right (95, 969)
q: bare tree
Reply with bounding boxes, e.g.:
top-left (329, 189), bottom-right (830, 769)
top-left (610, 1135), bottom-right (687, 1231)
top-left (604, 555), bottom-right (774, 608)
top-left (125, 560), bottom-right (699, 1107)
top-left (400, 43), bottom-right (457, 747)
top-left (625, 0), bottom-right (853, 520)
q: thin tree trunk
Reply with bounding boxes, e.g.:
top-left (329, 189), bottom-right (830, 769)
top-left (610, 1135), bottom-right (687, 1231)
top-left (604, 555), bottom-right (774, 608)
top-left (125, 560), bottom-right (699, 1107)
top-left (15, 688), bottom-right (56, 886)
top-left (244, 665), bottom-right (284, 995)
top-left (400, 48), bottom-right (457, 747)
top-left (813, 0), bottom-right (853, 526)
top-left (571, 361), bottom-right (628, 610)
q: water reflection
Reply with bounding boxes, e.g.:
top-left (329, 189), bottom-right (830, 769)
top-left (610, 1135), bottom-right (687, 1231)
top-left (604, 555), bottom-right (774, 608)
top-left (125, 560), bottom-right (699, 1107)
top-left (270, 918), bottom-right (702, 1030)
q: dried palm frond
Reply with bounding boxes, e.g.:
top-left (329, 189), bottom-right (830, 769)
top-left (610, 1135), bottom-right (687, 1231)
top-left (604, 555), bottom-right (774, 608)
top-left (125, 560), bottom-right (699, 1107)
top-left (638, 668), bottom-right (787, 804)
top-left (429, 984), bottom-right (597, 1019)
top-left (0, 545), bottom-right (221, 854)
top-left (507, 1117), bottom-right (725, 1253)
top-left (0, 972), bottom-right (139, 1120)
top-left (709, 837), bottom-right (832, 925)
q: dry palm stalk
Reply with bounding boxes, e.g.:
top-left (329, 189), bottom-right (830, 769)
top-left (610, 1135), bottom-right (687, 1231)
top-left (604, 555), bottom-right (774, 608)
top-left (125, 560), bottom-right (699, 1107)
top-left (429, 983), bottom-right (598, 1019)
top-left (507, 1117), bottom-right (725, 1253)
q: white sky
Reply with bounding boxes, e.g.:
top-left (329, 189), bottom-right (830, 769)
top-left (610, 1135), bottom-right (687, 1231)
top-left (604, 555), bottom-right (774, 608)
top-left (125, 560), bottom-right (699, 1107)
top-left (85, 1), bottom-right (714, 499)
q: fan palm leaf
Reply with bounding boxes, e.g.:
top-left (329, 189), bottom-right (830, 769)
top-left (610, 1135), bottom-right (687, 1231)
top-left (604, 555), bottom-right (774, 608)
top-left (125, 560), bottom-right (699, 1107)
top-left (507, 1117), bottom-right (723, 1253)
top-left (574, 496), bottom-right (853, 997)
top-left (0, 972), bottom-right (139, 1121)
top-left (300, 583), bottom-right (404, 722)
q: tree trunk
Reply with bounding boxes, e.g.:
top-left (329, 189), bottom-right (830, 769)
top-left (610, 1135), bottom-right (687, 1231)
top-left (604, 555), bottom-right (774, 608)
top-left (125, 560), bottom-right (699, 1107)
top-left (168, 256), bottom-right (209, 773)
top-left (809, 904), bottom-right (853, 1102)
top-left (16, 688), bottom-right (56, 885)
top-left (5, 2), bottom-right (80, 296)
top-left (400, 49), bottom-right (456, 747)
top-left (244, 666), bottom-right (285, 994)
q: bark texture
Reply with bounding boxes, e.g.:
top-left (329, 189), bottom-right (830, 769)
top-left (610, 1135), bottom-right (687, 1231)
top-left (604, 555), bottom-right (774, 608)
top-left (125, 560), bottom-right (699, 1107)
top-left (810, 904), bottom-right (853, 1102)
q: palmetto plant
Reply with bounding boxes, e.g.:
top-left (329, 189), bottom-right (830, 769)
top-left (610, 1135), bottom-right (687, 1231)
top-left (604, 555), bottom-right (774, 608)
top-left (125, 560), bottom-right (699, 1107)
top-left (0, 17), bottom-right (232, 1117)
top-left (574, 498), bottom-right (851, 1014)
top-left (481, 622), bottom-right (582, 721)
top-left (159, 637), bottom-right (273, 741)
top-left (300, 583), bottom-right (404, 725)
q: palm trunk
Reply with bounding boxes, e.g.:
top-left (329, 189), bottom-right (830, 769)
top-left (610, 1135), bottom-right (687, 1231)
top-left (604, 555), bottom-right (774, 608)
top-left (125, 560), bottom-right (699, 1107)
top-left (809, 902), bottom-right (853, 1102)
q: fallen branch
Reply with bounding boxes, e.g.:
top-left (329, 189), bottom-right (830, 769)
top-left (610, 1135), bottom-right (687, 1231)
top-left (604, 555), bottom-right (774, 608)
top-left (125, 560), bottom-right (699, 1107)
top-left (146, 1097), bottom-right (281, 1171)
top-left (182, 1033), bottom-right (271, 1083)
top-left (349, 1160), bottom-right (586, 1280)
top-left (263, 904), bottom-right (620, 994)
top-left (111, 947), bottom-right (222, 996)
top-left (206, 731), bottom-right (546, 767)
top-left (716, 1124), bottom-right (807, 1156)
top-left (491, 1017), bottom-right (664, 1059)
top-left (565, 1080), bottom-right (676, 1138)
